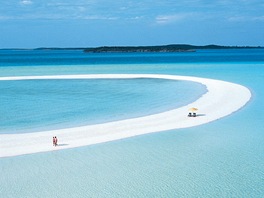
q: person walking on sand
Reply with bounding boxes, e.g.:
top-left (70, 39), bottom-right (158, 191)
top-left (54, 136), bottom-right (58, 146)
top-left (53, 136), bottom-right (55, 146)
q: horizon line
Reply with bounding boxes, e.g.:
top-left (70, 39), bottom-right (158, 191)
top-left (0, 44), bottom-right (263, 50)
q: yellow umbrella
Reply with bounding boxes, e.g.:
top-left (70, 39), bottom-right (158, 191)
top-left (189, 107), bottom-right (198, 112)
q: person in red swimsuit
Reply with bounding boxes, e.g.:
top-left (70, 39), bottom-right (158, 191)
top-left (54, 136), bottom-right (58, 146)
top-left (53, 136), bottom-right (55, 146)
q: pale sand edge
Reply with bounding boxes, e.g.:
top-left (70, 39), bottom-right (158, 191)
top-left (0, 74), bottom-right (251, 158)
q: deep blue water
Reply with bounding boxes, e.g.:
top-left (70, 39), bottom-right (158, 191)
top-left (0, 49), bottom-right (264, 197)
top-left (0, 49), bottom-right (264, 66)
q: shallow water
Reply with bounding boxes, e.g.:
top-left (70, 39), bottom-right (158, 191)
top-left (0, 49), bottom-right (264, 197)
top-left (0, 78), bottom-right (206, 134)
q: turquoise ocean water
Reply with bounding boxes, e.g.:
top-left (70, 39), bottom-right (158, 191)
top-left (0, 78), bottom-right (206, 134)
top-left (0, 49), bottom-right (264, 197)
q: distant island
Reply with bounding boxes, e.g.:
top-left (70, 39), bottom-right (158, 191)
top-left (3, 44), bottom-right (261, 52)
top-left (83, 44), bottom-right (262, 53)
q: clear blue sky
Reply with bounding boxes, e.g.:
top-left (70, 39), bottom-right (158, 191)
top-left (1, 0), bottom-right (264, 48)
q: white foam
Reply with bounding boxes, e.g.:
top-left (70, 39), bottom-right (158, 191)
top-left (0, 74), bottom-right (251, 157)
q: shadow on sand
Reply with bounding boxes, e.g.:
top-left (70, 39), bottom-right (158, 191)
top-left (196, 114), bottom-right (206, 117)
top-left (188, 113), bottom-right (206, 117)
top-left (57, 144), bottom-right (69, 147)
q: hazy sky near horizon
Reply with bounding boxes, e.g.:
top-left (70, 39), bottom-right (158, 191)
top-left (0, 0), bottom-right (264, 48)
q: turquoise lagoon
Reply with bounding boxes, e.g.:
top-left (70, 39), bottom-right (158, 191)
top-left (0, 49), bottom-right (264, 197)
top-left (0, 78), bottom-right (206, 134)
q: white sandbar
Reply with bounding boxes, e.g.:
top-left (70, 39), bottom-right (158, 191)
top-left (0, 74), bottom-right (251, 157)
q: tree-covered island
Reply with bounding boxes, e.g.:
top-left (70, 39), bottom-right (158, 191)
top-left (29, 44), bottom-right (262, 53)
top-left (83, 44), bottom-right (262, 53)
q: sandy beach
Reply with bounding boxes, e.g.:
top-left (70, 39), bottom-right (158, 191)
top-left (0, 74), bottom-right (251, 158)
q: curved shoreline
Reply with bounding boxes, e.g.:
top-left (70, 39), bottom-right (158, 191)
top-left (0, 74), bottom-right (251, 157)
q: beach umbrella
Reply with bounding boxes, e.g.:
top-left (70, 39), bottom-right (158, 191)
top-left (189, 107), bottom-right (198, 112)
